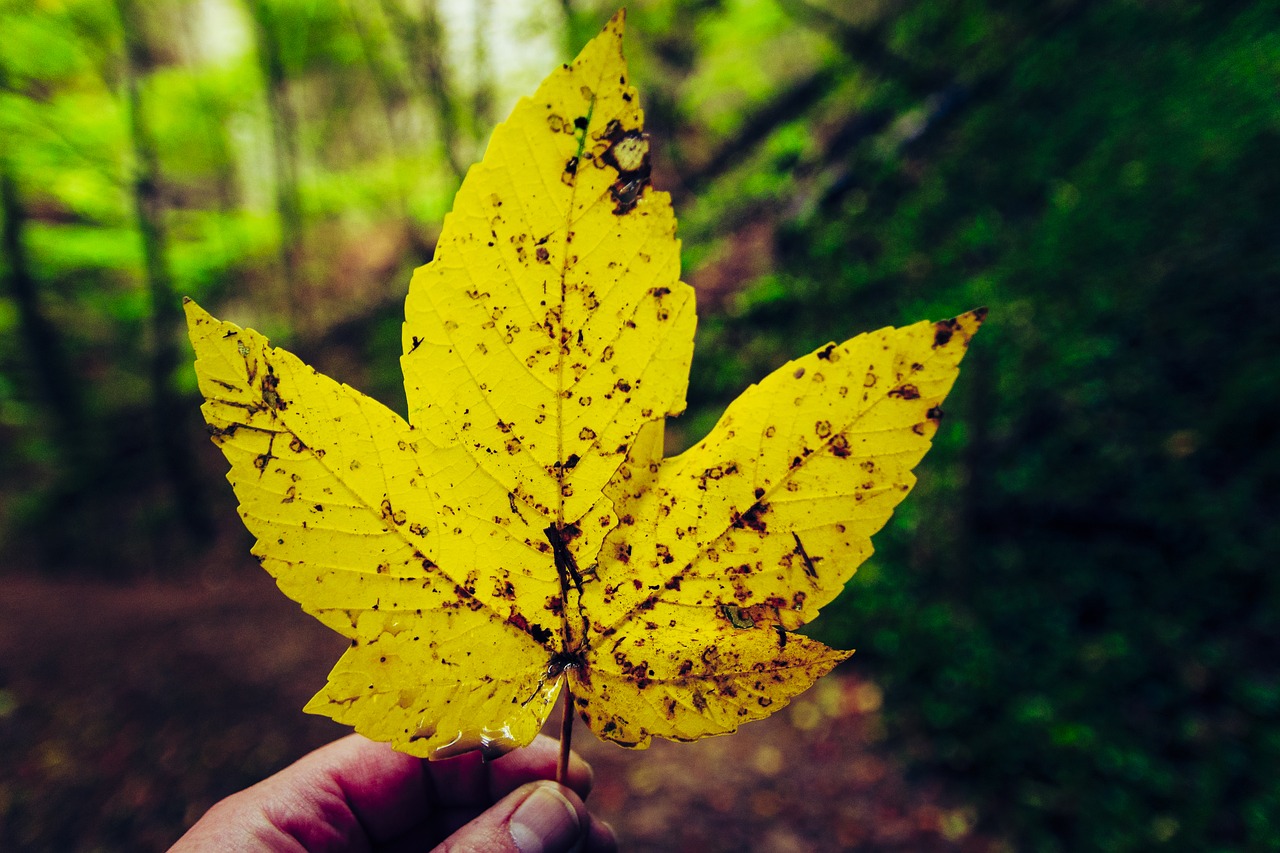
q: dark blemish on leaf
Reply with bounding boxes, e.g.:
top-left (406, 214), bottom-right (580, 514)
top-left (261, 366), bottom-right (285, 411)
top-left (830, 434), bottom-right (850, 457)
top-left (793, 533), bottom-right (819, 579)
top-left (888, 384), bottom-right (921, 400)
top-left (722, 604), bottom-right (755, 629)
top-left (913, 423), bottom-right (927, 435)
top-left (409, 336), bottom-right (423, 354)
top-left (579, 427), bottom-right (596, 440)
top-left (927, 405), bottom-right (944, 421)
top-left (731, 503), bottom-right (768, 533)
top-left (380, 499), bottom-right (407, 525)
top-left (793, 366), bottom-right (805, 379)
top-left (864, 372), bottom-right (877, 387)
top-left (815, 419), bottom-right (832, 438)
top-left (816, 343), bottom-right (836, 361)
top-left (536, 246), bottom-right (551, 263)
top-left (754, 487), bottom-right (766, 500)
top-left (934, 318), bottom-right (958, 347)
top-left (545, 523), bottom-right (587, 597)
top-left (598, 119), bottom-right (652, 215)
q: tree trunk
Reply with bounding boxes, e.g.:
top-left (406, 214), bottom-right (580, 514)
top-left (377, 0), bottom-right (466, 181)
top-left (115, 0), bottom-right (212, 540)
top-left (0, 152), bottom-right (87, 469)
top-left (470, 0), bottom-right (494, 143)
top-left (245, 0), bottom-right (305, 325)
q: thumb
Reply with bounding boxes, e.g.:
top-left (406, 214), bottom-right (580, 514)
top-left (437, 781), bottom-right (586, 853)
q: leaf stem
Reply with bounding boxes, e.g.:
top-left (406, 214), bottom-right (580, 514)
top-left (557, 681), bottom-right (574, 784)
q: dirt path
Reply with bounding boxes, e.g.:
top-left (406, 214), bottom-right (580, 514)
top-left (0, 569), bottom-right (1001, 851)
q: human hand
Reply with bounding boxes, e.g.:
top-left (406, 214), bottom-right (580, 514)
top-left (171, 733), bottom-right (616, 852)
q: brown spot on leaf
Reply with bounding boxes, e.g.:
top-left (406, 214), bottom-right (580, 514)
top-left (599, 119), bottom-right (651, 214)
top-left (731, 503), bottom-right (769, 533)
top-left (260, 366), bottom-right (285, 411)
top-left (380, 499), bottom-right (407, 526)
top-left (934, 318), bottom-right (958, 347)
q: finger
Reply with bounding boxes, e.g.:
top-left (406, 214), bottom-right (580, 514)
top-left (396, 799), bottom-right (617, 852)
top-left (585, 817), bottom-right (619, 853)
top-left (426, 733), bottom-right (594, 807)
top-left (172, 734), bottom-right (430, 850)
top-left (434, 781), bottom-right (594, 853)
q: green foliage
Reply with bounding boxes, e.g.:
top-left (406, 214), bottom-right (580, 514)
top-left (679, 2), bottom-right (1279, 849)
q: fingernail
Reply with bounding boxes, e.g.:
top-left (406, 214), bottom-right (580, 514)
top-left (509, 784), bottom-right (581, 853)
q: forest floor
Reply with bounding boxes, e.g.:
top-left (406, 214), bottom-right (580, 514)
top-left (0, 555), bottom-right (1006, 852)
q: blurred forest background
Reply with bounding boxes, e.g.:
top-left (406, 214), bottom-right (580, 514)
top-left (1, 0), bottom-right (1277, 850)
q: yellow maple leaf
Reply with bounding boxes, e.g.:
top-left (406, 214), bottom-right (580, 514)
top-left (186, 11), bottom-right (982, 761)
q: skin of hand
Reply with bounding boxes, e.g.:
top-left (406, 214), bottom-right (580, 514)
top-left (170, 733), bottom-right (617, 852)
